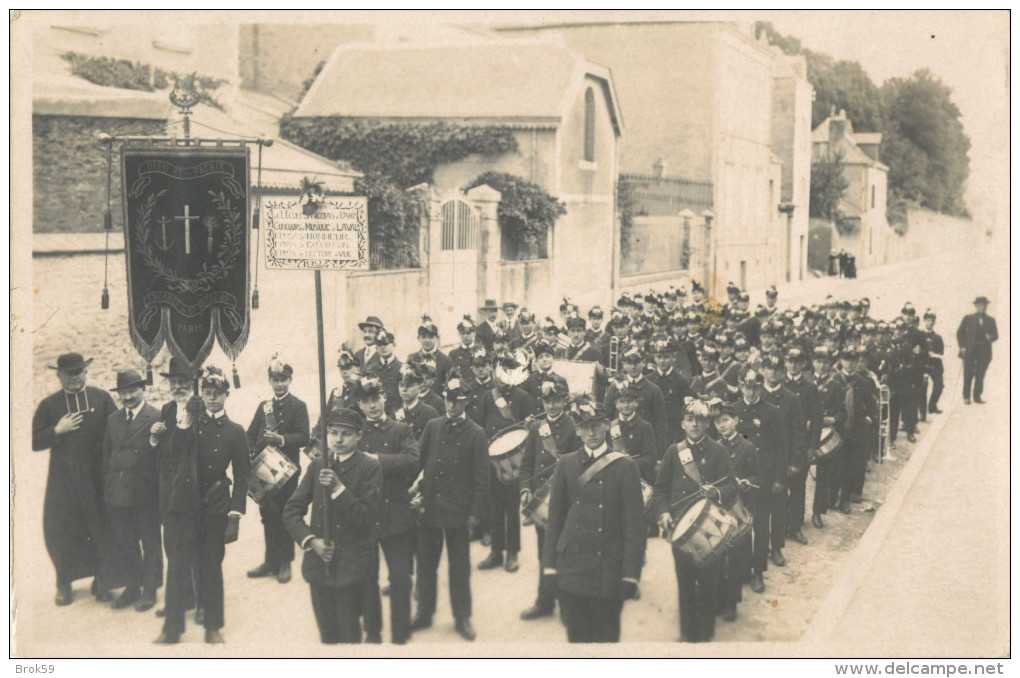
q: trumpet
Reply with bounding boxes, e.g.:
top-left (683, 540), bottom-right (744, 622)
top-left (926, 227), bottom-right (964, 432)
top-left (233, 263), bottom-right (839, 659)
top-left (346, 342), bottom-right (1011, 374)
top-left (608, 336), bottom-right (620, 374)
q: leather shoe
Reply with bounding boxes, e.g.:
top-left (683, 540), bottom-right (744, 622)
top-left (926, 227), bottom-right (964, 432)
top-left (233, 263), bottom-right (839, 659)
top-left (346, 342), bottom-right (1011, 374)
top-left (205, 629), bottom-right (224, 644)
top-left (722, 603), bottom-right (737, 622)
top-left (907, 433), bottom-right (917, 443)
top-left (478, 551), bottom-right (503, 570)
top-left (811, 513), bottom-right (824, 528)
top-left (55, 585), bottom-right (72, 606)
top-left (750, 572), bottom-right (765, 593)
top-left (504, 553), bottom-right (519, 573)
top-left (195, 607), bottom-right (205, 625)
top-left (247, 562), bottom-right (277, 578)
top-left (410, 614), bottom-right (432, 631)
top-left (111, 587), bottom-right (140, 609)
top-left (975, 397), bottom-right (985, 404)
top-left (94, 588), bottom-right (114, 603)
top-left (155, 607), bottom-right (167, 618)
top-left (852, 494), bottom-right (863, 504)
top-left (770, 549), bottom-right (786, 567)
top-left (964, 397), bottom-right (971, 404)
top-left (454, 617), bottom-right (476, 641)
top-left (930, 407), bottom-right (942, 414)
top-left (790, 530), bottom-right (808, 545)
top-left (841, 503), bottom-right (852, 515)
top-left (153, 632), bottom-right (180, 645)
top-left (480, 533), bottom-right (492, 547)
top-left (520, 602), bottom-right (555, 620)
top-left (276, 563), bottom-right (291, 584)
top-left (135, 590), bottom-right (157, 612)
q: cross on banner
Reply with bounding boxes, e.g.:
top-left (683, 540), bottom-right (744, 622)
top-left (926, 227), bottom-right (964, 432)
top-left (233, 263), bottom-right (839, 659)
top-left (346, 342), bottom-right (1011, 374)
top-left (174, 204), bottom-right (199, 254)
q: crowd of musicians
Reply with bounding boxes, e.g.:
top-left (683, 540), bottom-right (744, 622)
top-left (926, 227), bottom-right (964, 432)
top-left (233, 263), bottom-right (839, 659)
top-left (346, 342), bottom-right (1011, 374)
top-left (34, 282), bottom-right (1001, 645)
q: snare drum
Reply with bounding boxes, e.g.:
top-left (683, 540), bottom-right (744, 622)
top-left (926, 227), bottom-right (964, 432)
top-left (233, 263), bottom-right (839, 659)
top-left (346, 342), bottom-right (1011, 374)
top-left (726, 495), bottom-right (754, 544)
top-left (668, 498), bottom-right (737, 567)
top-left (248, 446), bottom-right (299, 505)
top-left (813, 426), bottom-right (843, 464)
top-left (488, 425), bottom-right (530, 484)
top-left (522, 478), bottom-right (554, 529)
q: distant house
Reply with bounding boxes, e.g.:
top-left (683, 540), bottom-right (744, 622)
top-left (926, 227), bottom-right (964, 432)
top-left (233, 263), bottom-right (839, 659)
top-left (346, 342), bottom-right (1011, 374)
top-left (496, 21), bottom-right (813, 295)
top-left (293, 38), bottom-right (623, 336)
top-left (811, 110), bottom-right (890, 267)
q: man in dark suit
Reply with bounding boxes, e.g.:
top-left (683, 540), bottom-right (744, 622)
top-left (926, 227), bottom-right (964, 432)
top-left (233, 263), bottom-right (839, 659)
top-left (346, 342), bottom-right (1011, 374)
top-left (246, 356), bottom-right (310, 584)
top-left (307, 350), bottom-right (363, 459)
top-left (449, 316), bottom-right (480, 390)
top-left (102, 369), bottom-right (162, 612)
top-left (542, 395), bottom-right (645, 643)
top-left (648, 336), bottom-right (693, 448)
top-left (781, 347), bottom-right (821, 546)
top-left (354, 316), bottom-right (385, 373)
top-left (475, 299), bottom-right (501, 351)
top-left (957, 296), bottom-right (998, 404)
top-left (562, 316), bottom-right (602, 362)
top-left (150, 358), bottom-right (198, 618)
top-left (32, 352), bottom-right (118, 606)
top-left (355, 375), bottom-right (419, 646)
top-left (922, 309), bottom-right (946, 414)
top-left (283, 407), bottom-right (382, 644)
top-left (411, 376), bottom-right (490, 641)
top-left (604, 348), bottom-right (667, 451)
top-left (372, 331), bottom-right (403, 417)
top-left (608, 383), bottom-right (658, 484)
top-left (155, 366), bottom-right (248, 645)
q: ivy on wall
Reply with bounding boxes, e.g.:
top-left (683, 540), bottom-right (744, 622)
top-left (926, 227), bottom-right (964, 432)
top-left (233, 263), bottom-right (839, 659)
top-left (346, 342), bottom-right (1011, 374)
top-left (463, 171), bottom-right (565, 260)
top-left (61, 52), bottom-right (227, 111)
top-left (279, 116), bottom-right (522, 268)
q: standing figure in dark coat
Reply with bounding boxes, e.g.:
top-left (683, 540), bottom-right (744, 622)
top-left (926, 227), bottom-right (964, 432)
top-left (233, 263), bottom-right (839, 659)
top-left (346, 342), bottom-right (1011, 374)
top-left (604, 348), bottom-right (667, 450)
top-left (648, 336), bottom-right (693, 448)
top-left (372, 331), bottom-right (403, 417)
top-left (732, 366), bottom-right (787, 594)
top-left (393, 364), bottom-right (441, 438)
top-left (354, 316), bottom-right (384, 374)
top-left (957, 296), bottom-right (998, 404)
top-left (922, 309), bottom-right (945, 414)
top-left (150, 358), bottom-right (199, 618)
top-left (518, 376), bottom-right (579, 620)
top-left (411, 376), bottom-right (490, 641)
top-left (307, 350), bottom-right (363, 459)
top-left (652, 398), bottom-right (736, 642)
top-left (449, 316), bottom-right (480, 392)
top-left (284, 407), bottom-right (382, 644)
top-left (32, 352), bottom-right (118, 606)
top-left (154, 366), bottom-right (248, 645)
top-left (811, 347), bottom-right (847, 528)
top-left (246, 356), bottom-right (310, 585)
top-left (841, 349), bottom-right (879, 513)
top-left (407, 315), bottom-right (453, 394)
top-left (102, 369), bottom-right (162, 612)
top-left (781, 347), bottom-right (821, 546)
top-left (355, 376), bottom-right (419, 646)
top-left (608, 382), bottom-right (658, 484)
top-left (542, 395), bottom-right (645, 643)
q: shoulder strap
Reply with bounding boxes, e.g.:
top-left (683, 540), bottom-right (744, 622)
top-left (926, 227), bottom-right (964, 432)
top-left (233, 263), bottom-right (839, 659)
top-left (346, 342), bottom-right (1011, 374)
top-left (675, 442), bottom-right (703, 485)
top-left (577, 451), bottom-right (627, 487)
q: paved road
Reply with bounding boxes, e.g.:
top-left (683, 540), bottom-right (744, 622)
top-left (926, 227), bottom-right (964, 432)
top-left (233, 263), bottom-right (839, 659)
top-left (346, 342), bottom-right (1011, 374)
top-left (15, 238), bottom-right (1005, 656)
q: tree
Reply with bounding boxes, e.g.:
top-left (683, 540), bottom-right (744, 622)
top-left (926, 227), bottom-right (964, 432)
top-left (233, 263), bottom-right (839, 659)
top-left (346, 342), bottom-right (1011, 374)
top-left (810, 151), bottom-right (850, 221)
top-left (882, 69), bottom-right (971, 217)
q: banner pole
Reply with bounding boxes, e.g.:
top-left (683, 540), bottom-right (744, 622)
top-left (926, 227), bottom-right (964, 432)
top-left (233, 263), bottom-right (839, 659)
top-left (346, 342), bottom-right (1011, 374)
top-left (315, 269), bottom-right (331, 548)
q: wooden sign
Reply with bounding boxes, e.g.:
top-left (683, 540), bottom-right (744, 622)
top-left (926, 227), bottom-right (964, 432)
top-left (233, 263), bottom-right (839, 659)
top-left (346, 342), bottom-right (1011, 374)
top-left (262, 196), bottom-right (369, 270)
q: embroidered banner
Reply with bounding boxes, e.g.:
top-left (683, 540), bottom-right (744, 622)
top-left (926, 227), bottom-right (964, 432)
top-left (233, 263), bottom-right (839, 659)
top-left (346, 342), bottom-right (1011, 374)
top-left (121, 146), bottom-right (250, 373)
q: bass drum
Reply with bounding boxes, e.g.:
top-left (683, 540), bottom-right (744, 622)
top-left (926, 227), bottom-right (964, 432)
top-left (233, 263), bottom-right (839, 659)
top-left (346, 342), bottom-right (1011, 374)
top-left (488, 425), bottom-right (530, 484)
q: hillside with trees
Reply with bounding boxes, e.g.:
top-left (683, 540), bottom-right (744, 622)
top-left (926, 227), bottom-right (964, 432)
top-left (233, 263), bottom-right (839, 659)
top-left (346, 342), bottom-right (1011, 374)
top-left (755, 22), bottom-right (971, 223)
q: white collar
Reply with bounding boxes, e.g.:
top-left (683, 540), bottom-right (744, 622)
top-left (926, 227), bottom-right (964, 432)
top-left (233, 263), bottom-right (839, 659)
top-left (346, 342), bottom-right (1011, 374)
top-left (585, 441), bottom-right (609, 459)
top-left (764, 382), bottom-right (783, 394)
top-left (206, 409), bottom-right (226, 419)
top-left (125, 402), bottom-right (145, 419)
top-left (657, 366), bottom-right (673, 376)
top-left (402, 397), bottom-right (420, 411)
top-left (448, 411), bottom-right (467, 421)
top-left (619, 412), bottom-right (636, 423)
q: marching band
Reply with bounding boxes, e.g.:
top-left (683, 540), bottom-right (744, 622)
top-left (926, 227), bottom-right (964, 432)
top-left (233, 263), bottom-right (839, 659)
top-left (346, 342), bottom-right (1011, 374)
top-left (34, 283), bottom-right (961, 645)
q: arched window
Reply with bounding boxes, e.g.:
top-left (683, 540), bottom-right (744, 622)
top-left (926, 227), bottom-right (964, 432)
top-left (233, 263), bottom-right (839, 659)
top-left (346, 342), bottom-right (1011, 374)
top-left (583, 87), bottom-right (596, 162)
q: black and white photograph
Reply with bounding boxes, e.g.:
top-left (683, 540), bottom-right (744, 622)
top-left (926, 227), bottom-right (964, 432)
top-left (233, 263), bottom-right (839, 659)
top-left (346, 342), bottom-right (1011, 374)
top-left (9, 9), bottom-right (1010, 664)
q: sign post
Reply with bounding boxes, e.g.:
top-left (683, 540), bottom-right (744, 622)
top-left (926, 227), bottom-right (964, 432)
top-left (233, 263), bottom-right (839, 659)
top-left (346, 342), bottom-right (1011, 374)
top-left (261, 195), bottom-right (369, 545)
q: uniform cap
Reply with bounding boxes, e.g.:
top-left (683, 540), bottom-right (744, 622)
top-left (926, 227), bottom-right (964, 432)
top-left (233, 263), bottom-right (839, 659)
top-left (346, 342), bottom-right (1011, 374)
top-left (326, 407), bottom-right (363, 432)
top-left (268, 354), bottom-right (293, 378)
top-left (200, 366), bottom-right (230, 393)
top-left (539, 375), bottom-right (569, 399)
top-left (568, 394), bottom-right (607, 424)
top-left (457, 315), bottom-right (477, 333)
top-left (417, 315), bottom-right (439, 337)
top-left (587, 305), bottom-right (604, 319)
top-left (353, 375), bottom-right (384, 400)
top-left (565, 315), bottom-right (587, 331)
top-left (443, 376), bottom-right (471, 401)
top-left (337, 348), bottom-right (360, 369)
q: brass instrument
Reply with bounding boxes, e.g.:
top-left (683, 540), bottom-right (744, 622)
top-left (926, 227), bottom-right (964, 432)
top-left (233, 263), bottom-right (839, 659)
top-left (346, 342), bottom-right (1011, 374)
top-left (608, 336), bottom-right (620, 375)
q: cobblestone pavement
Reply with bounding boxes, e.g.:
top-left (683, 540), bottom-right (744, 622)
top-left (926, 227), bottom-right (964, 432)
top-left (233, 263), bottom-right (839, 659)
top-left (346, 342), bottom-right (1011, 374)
top-left (14, 244), bottom-right (1001, 656)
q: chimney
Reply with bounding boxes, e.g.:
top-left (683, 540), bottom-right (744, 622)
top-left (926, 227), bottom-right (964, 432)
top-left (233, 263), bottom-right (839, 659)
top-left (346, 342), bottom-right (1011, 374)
top-left (653, 158), bottom-right (667, 178)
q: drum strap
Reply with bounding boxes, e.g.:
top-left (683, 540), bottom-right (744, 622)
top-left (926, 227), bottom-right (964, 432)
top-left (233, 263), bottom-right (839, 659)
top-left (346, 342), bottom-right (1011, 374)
top-left (538, 421), bottom-right (559, 457)
top-left (264, 401), bottom-right (281, 432)
top-left (568, 341), bottom-right (592, 361)
top-left (609, 421), bottom-right (628, 455)
top-left (578, 451), bottom-right (627, 487)
top-left (492, 387), bottom-right (515, 421)
top-left (677, 443), bottom-right (703, 485)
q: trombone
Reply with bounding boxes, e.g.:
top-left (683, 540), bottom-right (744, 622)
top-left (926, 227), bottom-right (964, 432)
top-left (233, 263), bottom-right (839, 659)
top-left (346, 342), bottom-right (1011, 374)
top-left (878, 384), bottom-right (891, 462)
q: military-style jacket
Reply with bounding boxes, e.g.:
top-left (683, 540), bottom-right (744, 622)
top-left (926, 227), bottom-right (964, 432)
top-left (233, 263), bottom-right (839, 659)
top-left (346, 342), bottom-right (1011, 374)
top-left (393, 399), bottom-right (441, 439)
top-left (284, 449), bottom-right (381, 588)
top-left (520, 412), bottom-right (580, 494)
top-left (732, 397), bottom-right (787, 488)
top-left (815, 370), bottom-right (848, 435)
top-left (247, 392), bottom-right (310, 463)
top-left (542, 446), bottom-right (645, 599)
top-left (762, 383), bottom-right (808, 472)
top-left (652, 436), bottom-right (736, 522)
top-left (418, 415), bottom-right (490, 529)
top-left (784, 375), bottom-right (823, 451)
top-left (358, 416), bottom-right (419, 538)
top-left (604, 375), bottom-right (667, 450)
top-left (166, 411), bottom-right (249, 517)
top-left (609, 414), bottom-right (658, 484)
top-left (647, 366), bottom-right (692, 447)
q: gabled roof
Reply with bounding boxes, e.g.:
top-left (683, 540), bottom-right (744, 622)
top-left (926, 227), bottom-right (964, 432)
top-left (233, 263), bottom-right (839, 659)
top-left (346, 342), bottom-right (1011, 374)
top-left (294, 38), bottom-right (622, 135)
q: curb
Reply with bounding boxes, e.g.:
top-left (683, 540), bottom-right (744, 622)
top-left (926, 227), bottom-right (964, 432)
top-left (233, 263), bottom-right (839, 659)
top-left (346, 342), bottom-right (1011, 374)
top-left (801, 367), bottom-right (961, 642)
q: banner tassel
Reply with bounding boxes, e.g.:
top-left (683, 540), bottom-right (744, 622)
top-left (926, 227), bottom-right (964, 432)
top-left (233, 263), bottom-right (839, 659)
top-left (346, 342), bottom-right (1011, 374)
top-left (251, 288), bottom-right (259, 310)
top-left (232, 363), bottom-right (241, 389)
top-left (146, 362), bottom-right (154, 386)
top-left (101, 287), bottom-right (110, 310)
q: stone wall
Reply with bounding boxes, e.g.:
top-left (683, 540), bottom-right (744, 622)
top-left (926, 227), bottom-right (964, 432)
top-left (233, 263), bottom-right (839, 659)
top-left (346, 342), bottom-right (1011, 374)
top-left (33, 115), bottom-right (166, 233)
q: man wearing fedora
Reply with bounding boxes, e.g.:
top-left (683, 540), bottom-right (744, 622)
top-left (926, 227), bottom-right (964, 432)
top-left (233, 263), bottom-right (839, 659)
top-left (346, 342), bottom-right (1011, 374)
top-left (355, 316), bottom-right (385, 374)
top-left (957, 296), bottom-right (998, 404)
top-left (475, 299), bottom-right (501, 352)
top-left (102, 369), bottom-right (162, 612)
top-left (246, 356), bottom-right (310, 585)
top-left (33, 352), bottom-right (118, 606)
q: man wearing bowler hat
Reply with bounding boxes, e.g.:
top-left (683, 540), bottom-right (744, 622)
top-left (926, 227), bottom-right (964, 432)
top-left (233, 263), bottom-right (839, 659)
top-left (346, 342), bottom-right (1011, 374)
top-left (476, 299), bottom-right (502, 352)
top-left (355, 316), bottom-right (385, 373)
top-left (102, 369), bottom-right (162, 612)
top-left (957, 296), bottom-right (998, 404)
top-left (33, 352), bottom-right (118, 606)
